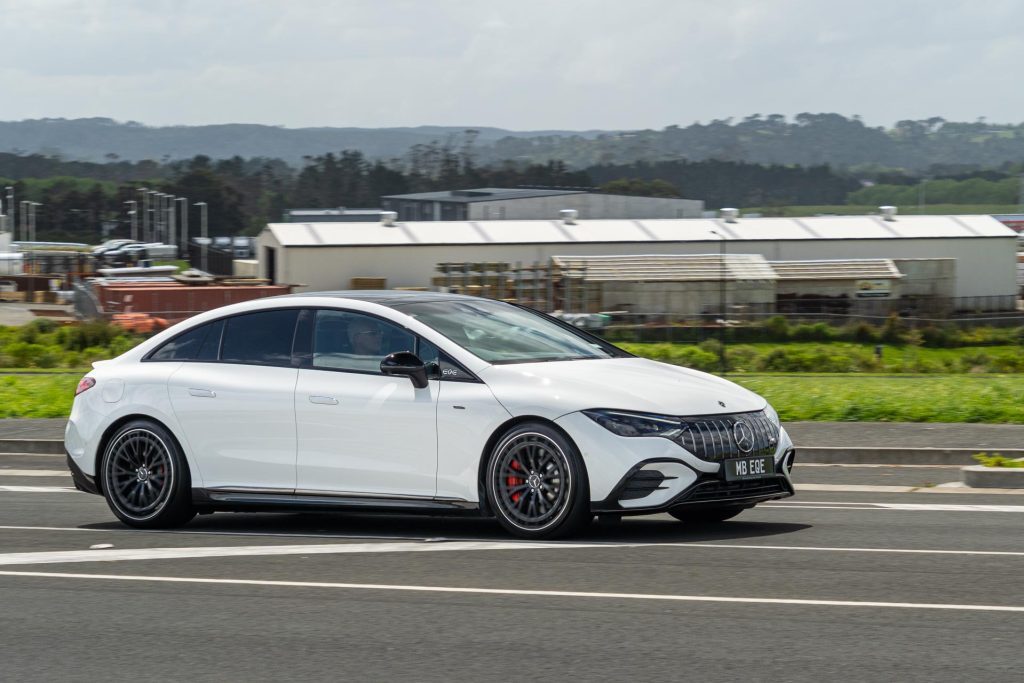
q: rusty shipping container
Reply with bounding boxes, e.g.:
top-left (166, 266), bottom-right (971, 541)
top-left (94, 282), bottom-right (293, 322)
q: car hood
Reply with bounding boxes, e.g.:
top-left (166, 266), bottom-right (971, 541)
top-left (478, 357), bottom-right (767, 419)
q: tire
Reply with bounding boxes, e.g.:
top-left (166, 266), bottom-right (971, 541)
top-left (668, 506), bottom-right (745, 525)
top-left (485, 422), bottom-right (590, 540)
top-left (100, 419), bottom-right (196, 529)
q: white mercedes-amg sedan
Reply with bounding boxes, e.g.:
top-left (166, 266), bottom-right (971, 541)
top-left (65, 292), bottom-right (795, 539)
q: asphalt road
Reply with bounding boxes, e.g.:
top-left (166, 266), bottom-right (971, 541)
top-left (1, 465), bottom-right (1022, 682)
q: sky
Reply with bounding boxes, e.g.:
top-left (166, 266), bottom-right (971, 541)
top-left (0, 0), bottom-right (1022, 131)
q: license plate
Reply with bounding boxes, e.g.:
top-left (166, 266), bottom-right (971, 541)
top-left (723, 455), bottom-right (774, 481)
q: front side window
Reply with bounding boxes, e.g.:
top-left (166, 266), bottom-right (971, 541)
top-left (220, 309), bottom-right (299, 366)
top-left (392, 299), bottom-right (624, 365)
top-left (313, 310), bottom-right (415, 373)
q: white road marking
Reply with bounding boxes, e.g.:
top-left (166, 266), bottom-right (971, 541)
top-left (765, 502), bottom-right (1024, 512)
top-left (0, 470), bottom-right (70, 477)
top-left (1, 570), bottom-right (1022, 613)
top-left (0, 485), bottom-right (76, 493)
top-left (795, 464), bottom-right (962, 469)
top-left (0, 528), bottom-right (1021, 561)
top-left (0, 540), bottom-right (606, 566)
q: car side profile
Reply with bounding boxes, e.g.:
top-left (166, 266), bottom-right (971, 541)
top-left (65, 291), bottom-right (795, 539)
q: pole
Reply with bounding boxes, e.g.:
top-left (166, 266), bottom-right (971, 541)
top-left (20, 201), bottom-right (29, 242)
top-left (710, 230), bottom-right (727, 373)
top-left (125, 201), bottom-right (137, 241)
top-left (3, 187), bottom-right (12, 236)
top-left (138, 188), bottom-right (148, 242)
top-left (177, 197), bottom-right (188, 255)
top-left (196, 202), bottom-right (208, 272)
top-left (168, 196), bottom-right (176, 248)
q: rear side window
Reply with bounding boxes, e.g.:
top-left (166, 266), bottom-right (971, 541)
top-left (221, 309), bottom-right (300, 366)
top-left (149, 320), bottom-right (222, 361)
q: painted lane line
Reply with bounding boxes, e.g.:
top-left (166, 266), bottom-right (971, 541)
top-left (2, 570), bottom-right (1022, 613)
top-left (0, 485), bottom-right (76, 493)
top-left (764, 502), bottom-right (1024, 513)
top-left (0, 540), bottom-right (609, 566)
top-left (0, 525), bottom-right (435, 542)
top-left (0, 528), bottom-right (1021, 560)
top-left (0, 470), bottom-right (70, 477)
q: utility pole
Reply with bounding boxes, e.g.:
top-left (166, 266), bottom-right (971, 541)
top-left (20, 201), bottom-right (29, 243)
top-left (3, 187), bottom-right (12, 236)
top-left (138, 187), bottom-right (148, 242)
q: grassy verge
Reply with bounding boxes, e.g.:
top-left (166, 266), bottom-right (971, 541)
top-left (0, 374), bottom-right (80, 418)
top-left (729, 374), bottom-right (1024, 423)
top-left (621, 342), bottom-right (1024, 373)
top-left (2, 371), bottom-right (1022, 423)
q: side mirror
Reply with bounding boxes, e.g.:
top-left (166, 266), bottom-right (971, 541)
top-left (380, 351), bottom-right (429, 389)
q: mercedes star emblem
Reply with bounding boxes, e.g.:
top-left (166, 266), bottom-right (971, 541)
top-left (732, 420), bottom-right (755, 453)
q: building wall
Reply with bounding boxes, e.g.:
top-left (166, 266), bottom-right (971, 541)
top-left (598, 281), bottom-right (774, 315)
top-left (467, 194), bottom-right (704, 221)
top-left (256, 234), bottom-right (1018, 308)
top-left (891, 258), bottom-right (956, 298)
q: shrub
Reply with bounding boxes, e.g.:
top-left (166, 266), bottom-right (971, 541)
top-left (972, 452), bottom-right (1024, 468)
top-left (4, 342), bottom-right (46, 367)
top-left (762, 316), bottom-right (790, 341)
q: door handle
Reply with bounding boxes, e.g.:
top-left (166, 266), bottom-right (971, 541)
top-left (309, 395), bottom-right (338, 405)
top-left (188, 388), bottom-right (216, 398)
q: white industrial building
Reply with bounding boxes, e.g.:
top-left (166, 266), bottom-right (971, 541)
top-left (380, 188), bottom-right (704, 221)
top-left (256, 213), bottom-right (1018, 311)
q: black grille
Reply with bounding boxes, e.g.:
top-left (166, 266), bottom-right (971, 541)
top-left (683, 477), bottom-right (788, 503)
top-left (673, 410), bottom-right (778, 462)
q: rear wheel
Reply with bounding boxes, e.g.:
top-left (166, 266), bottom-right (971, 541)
top-left (668, 506), bottom-right (745, 525)
top-left (485, 423), bottom-right (589, 539)
top-left (100, 419), bottom-right (196, 528)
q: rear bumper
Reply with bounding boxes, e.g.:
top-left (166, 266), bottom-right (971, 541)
top-left (66, 452), bottom-right (100, 495)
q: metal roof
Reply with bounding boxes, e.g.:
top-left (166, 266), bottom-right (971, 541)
top-left (551, 254), bottom-right (777, 282)
top-left (381, 187), bottom-right (586, 203)
top-left (769, 259), bottom-right (903, 280)
top-left (265, 215), bottom-right (1015, 248)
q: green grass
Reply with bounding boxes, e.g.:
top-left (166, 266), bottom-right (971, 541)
top-left (2, 371), bottom-right (1022, 423)
top-left (0, 374), bottom-right (80, 418)
top-left (730, 375), bottom-right (1024, 423)
top-left (621, 342), bottom-right (1024, 374)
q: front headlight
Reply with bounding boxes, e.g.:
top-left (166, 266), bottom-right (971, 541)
top-left (764, 403), bottom-right (780, 429)
top-left (582, 409), bottom-right (685, 438)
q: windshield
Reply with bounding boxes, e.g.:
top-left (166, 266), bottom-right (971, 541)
top-left (393, 300), bottom-right (623, 365)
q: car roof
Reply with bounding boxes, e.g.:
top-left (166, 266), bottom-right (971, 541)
top-left (283, 290), bottom-right (502, 307)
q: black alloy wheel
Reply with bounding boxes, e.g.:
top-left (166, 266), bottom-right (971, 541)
top-left (101, 419), bottom-right (195, 528)
top-left (486, 423), bottom-right (589, 539)
top-left (668, 505), bottom-right (745, 524)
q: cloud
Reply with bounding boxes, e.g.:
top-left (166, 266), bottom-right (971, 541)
top-left (0, 0), bottom-right (1021, 129)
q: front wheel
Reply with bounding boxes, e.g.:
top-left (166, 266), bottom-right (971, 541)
top-left (668, 506), bottom-right (745, 525)
top-left (100, 419), bottom-right (196, 528)
top-left (485, 423), bottom-right (589, 539)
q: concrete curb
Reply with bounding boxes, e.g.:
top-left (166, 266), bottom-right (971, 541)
top-left (0, 439), bottom-right (64, 456)
top-left (960, 465), bottom-right (1024, 488)
top-left (796, 447), bottom-right (1024, 466)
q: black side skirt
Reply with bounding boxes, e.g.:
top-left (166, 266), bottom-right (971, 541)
top-left (191, 489), bottom-right (480, 516)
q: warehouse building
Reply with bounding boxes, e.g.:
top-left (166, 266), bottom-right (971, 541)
top-left (256, 212), bottom-right (1018, 312)
top-left (380, 188), bottom-right (704, 221)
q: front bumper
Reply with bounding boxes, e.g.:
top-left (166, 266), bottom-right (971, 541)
top-left (591, 450), bottom-right (795, 514)
top-left (555, 410), bottom-right (796, 513)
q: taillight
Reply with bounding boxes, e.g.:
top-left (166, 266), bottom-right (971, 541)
top-left (75, 377), bottom-right (96, 396)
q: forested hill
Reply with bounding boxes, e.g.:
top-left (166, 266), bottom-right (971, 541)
top-left (2, 115), bottom-right (1023, 172)
top-left (0, 118), bottom-right (607, 166)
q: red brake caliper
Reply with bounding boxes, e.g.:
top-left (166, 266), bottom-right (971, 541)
top-left (507, 460), bottom-right (524, 503)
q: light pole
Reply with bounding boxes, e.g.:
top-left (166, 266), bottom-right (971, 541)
top-left (195, 202), bottom-right (208, 272)
top-left (137, 187), bottom-right (148, 241)
top-left (176, 197), bottom-right (188, 256)
top-left (709, 229), bottom-right (727, 373)
top-left (124, 201), bottom-right (138, 241)
top-left (148, 191), bottom-right (161, 242)
top-left (3, 187), bottom-right (12, 236)
top-left (20, 201), bottom-right (29, 243)
top-left (29, 202), bottom-right (42, 243)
